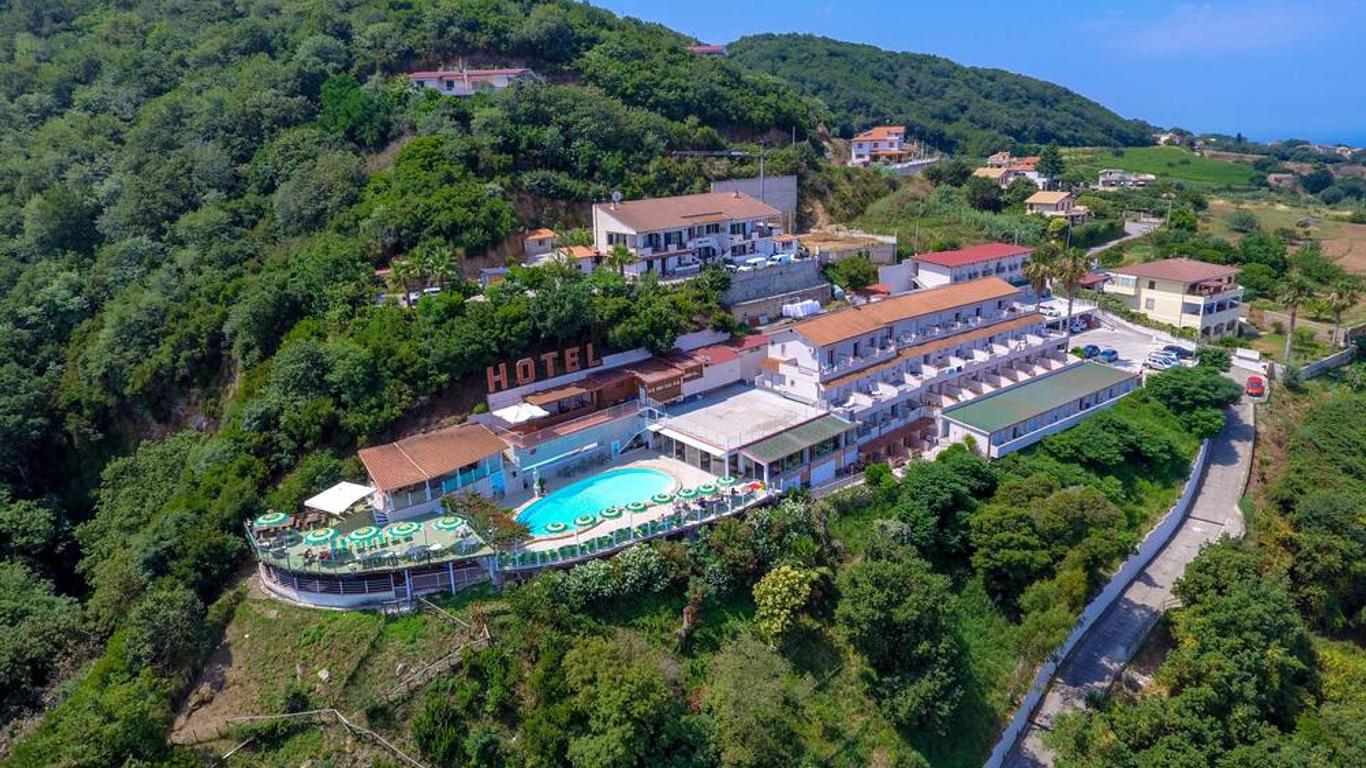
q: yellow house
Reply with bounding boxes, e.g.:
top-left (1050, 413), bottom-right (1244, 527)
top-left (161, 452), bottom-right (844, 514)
top-left (1102, 258), bottom-right (1243, 339)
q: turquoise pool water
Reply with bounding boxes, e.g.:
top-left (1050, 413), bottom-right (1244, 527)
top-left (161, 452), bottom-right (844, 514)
top-left (517, 468), bottom-right (674, 535)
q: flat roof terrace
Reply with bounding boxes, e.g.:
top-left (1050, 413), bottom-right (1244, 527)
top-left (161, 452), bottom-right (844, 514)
top-left (654, 386), bottom-right (828, 453)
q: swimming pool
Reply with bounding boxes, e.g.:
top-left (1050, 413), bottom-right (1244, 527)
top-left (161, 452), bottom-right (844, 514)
top-left (517, 468), bottom-right (675, 535)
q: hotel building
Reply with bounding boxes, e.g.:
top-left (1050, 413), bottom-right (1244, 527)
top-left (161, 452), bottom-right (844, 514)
top-left (758, 277), bottom-right (1070, 451)
top-left (909, 243), bottom-right (1034, 292)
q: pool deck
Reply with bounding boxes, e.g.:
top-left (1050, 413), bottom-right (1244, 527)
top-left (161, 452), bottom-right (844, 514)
top-left (507, 452), bottom-right (739, 554)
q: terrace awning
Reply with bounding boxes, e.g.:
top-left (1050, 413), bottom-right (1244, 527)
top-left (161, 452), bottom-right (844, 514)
top-left (491, 401), bottom-right (550, 424)
top-left (741, 415), bottom-right (853, 465)
top-left (524, 384), bottom-right (590, 407)
top-left (303, 481), bottom-right (376, 516)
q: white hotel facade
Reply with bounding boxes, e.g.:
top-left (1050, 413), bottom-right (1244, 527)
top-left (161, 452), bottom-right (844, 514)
top-left (591, 191), bottom-right (785, 278)
top-left (758, 277), bottom-right (1071, 446)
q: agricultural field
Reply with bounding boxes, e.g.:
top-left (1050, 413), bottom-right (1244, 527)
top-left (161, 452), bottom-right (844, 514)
top-left (1065, 145), bottom-right (1260, 188)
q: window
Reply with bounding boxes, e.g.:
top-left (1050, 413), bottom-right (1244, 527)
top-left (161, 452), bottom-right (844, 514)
top-left (1147, 280), bottom-right (1156, 289)
top-left (1144, 298), bottom-right (1155, 310)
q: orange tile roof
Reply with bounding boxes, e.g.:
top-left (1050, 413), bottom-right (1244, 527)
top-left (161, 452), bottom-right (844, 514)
top-left (822, 313), bottom-right (1045, 389)
top-left (359, 423), bottom-right (507, 492)
top-left (525, 228), bottom-right (557, 240)
top-left (597, 192), bottom-right (781, 233)
top-left (1025, 191), bottom-right (1071, 205)
top-left (792, 278), bottom-right (1019, 347)
top-left (853, 125), bottom-right (905, 141)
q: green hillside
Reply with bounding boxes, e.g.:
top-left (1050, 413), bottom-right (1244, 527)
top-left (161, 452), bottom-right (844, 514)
top-left (1064, 146), bottom-right (1260, 188)
top-left (729, 34), bottom-right (1154, 154)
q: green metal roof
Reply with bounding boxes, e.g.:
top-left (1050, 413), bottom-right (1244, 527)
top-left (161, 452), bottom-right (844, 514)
top-left (942, 362), bottom-right (1137, 434)
top-left (743, 414), bottom-right (854, 464)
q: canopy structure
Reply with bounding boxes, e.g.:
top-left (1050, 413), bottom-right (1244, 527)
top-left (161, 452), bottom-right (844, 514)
top-left (491, 401), bottom-right (551, 425)
top-left (303, 481), bottom-right (376, 516)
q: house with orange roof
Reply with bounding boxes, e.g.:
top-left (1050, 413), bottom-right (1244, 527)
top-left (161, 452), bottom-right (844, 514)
top-left (849, 125), bottom-right (908, 167)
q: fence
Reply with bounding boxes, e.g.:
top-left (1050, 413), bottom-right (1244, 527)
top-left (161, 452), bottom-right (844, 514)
top-left (1271, 345), bottom-right (1357, 380)
top-left (984, 437), bottom-right (1212, 768)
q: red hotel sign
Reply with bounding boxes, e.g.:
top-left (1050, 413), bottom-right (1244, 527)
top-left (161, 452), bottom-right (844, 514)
top-left (486, 343), bottom-right (603, 394)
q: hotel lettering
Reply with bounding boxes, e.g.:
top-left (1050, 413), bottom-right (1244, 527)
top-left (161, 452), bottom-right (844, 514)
top-left (485, 343), bottom-right (602, 393)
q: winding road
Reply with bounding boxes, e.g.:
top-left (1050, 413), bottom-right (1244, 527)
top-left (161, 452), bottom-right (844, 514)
top-left (997, 383), bottom-right (1255, 767)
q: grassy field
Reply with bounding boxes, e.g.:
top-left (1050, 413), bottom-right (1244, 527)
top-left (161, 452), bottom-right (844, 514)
top-left (1065, 146), bottom-right (1259, 188)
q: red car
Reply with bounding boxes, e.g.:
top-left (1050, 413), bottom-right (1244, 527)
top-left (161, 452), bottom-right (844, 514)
top-left (1245, 376), bottom-right (1265, 397)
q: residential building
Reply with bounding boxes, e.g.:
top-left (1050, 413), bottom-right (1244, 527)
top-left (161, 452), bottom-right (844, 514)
top-left (1025, 191), bottom-right (1091, 224)
top-left (650, 386), bottom-right (858, 491)
top-left (358, 423), bottom-right (509, 521)
top-left (1097, 169), bottom-right (1157, 189)
top-left (1102, 258), bottom-right (1243, 339)
top-left (987, 152), bottom-right (1041, 169)
top-left (850, 125), bottom-right (908, 166)
top-left (909, 243), bottom-right (1034, 292)
top-left (523, 228), bottom-right (558, 258)
top-left (591, 191), bottom-right (784, 278)
top-left (406, 66), bottom-right (540, 96)
top-left (941, 361), bottom-right (1140, 457)
top-left (687, 44), bottom-right (727, 56)
top-left (759, 277), bottom-right (1070, 452)
top-left (797, 229), bottom-right (897, 265)
top-left (972, 167), bottom-right (1012, 186)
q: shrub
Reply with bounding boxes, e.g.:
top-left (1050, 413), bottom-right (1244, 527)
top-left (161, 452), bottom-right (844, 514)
top-left (753, 565), bottom-right (818, 646)
top-left (1195, 346), bottom-right (1232, 371)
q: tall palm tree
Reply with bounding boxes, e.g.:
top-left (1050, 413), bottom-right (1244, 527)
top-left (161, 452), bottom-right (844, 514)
top-left (1322, 277), bottom-right (1362, 348)
top-left (1052, 247), bottom-right (1091, 338)
top-left (1276, 274), bottom-right (1316, 364)
top-left (1022, 254), bottom-right (1055, 300)
top-left (389, 257), bottom-right (419, 293)
top-left (604, 242), bottom-right (637, 277)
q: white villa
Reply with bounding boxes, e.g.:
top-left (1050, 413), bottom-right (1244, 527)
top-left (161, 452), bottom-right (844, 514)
top-left (591, 191), bottom-right (784, 278)
top-left (406, 66), bottom-right (540, 96)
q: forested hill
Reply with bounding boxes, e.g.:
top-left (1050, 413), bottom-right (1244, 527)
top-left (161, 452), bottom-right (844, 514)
top-left (729, 34), bottom-right (1155, 154)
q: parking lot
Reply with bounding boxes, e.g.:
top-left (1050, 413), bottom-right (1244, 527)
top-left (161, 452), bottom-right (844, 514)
top-left (1069, 322), bottom-right (1192, 373)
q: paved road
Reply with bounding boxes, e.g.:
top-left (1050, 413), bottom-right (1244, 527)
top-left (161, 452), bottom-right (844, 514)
top-left (1086, 220), bottom-right (1158, 257)
top-left (1001, 391), bottom-right (1254, 767)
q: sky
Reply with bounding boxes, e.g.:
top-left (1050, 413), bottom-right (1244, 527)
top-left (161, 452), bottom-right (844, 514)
top-left (595, 0), bottom-right (1366, 146)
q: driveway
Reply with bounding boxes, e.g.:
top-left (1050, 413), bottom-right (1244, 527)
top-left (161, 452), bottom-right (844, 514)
top-left (1000, 391), bottom-right (1254, 767)
top-left (1086, 220), bottom-right (1158, 258)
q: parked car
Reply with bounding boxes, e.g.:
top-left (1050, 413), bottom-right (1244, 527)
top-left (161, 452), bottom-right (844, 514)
top-left (1245, 375), bottom-right (1266, 397)
top-left (1081, 344), bottom-right (1101, 358)
top-left (1098, 348), bottom-right (1119, 363)
top-left (1162, 344), bottom-right (1194, 360)
top-left (1070, 319), bottom-right (1087, 333)
top-left (1144, 353), bottom-right (1176, 370)
top-left (1040, 305), bottom-right (1061, 317)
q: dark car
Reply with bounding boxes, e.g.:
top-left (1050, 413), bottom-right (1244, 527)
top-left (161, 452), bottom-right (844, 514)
top-left (1162, 344), bottom-right (1194, 360)
top-left (1081, 344), bottom-right (1100, 358)
top-left (1098, 348), bottom-right (1119, 363)
top-left (1245, 376), bottom-right (1265, 398)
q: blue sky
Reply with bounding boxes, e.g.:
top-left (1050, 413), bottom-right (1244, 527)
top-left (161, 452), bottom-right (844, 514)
top-left (595, 0), bottom-right (1366, 145)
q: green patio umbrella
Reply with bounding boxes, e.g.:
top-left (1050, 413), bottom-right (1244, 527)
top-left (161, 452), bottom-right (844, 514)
top-left (626, 501), bottom-right (648, 513)
top-left (599, 506), bottom-right (623, 519)
top-left (573, 514), bottom-right (598, 529)
top-left (677, 487), bottom-right (699, 499)
top-left (348, 525), bottom-right (381, 543)
top-left (651, 492), bottom-right (674, 504)
top-left (255, 511), bottom-right (289, 527)
top-left (303, 527), bottom-right (336, 545)
top-left (716, 476), bottom-right (738, 487)
top-left (386, 521), bottom-right (421, 537)
top-left (545, 521), bottom-right (569, 534)
top-left (698, 483), bottom-right (718, 495)
top-left (433, 516), bottom-right (466, 531)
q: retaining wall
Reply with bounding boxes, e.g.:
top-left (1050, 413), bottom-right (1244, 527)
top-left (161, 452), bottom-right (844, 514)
top-left (984, 437), bottom-right (1212, 768)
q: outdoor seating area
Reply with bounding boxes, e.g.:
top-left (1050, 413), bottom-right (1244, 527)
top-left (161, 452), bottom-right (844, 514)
top-left (247, 510), bottom-right (491, 576)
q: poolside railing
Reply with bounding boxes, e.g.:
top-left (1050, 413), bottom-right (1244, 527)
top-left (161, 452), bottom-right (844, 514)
top-left (497, 487), bottom-right (771, 572)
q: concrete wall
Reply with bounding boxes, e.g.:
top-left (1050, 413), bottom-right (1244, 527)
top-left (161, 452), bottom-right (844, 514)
top-left (711, 175), bottom-right (798, 231)
top-left (730, 284), bottom-right (831, 325)
top-left (723, 260), bottom-right (826, 305)
top-left (877, 260), bottom-right (916, 293)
